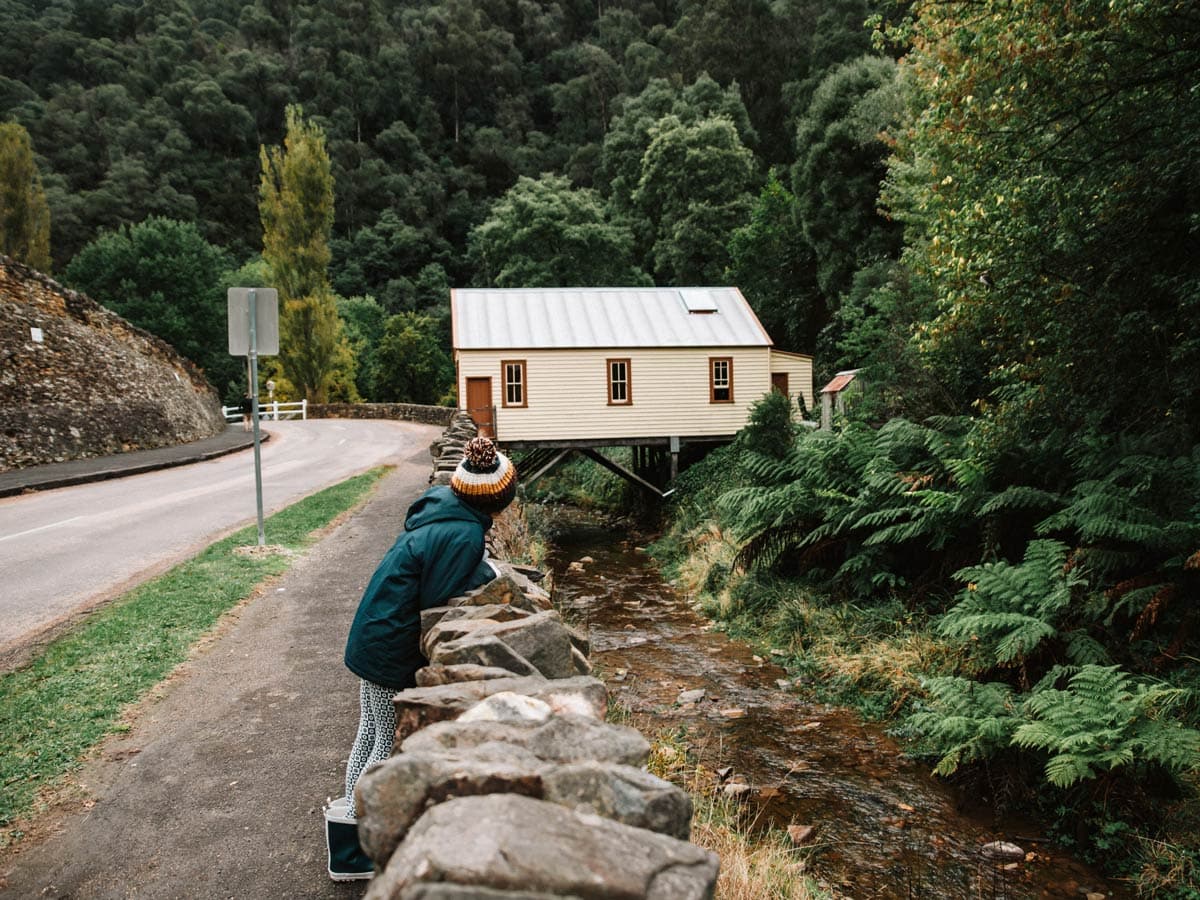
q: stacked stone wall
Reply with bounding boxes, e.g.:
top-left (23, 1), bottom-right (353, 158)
top-left (308, 402), bottom-right (455, 427)
top-left (0, 255), bottom-right (225, 472)
top-left (352, 414), bottom-right (720, 899)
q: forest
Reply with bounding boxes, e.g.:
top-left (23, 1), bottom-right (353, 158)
top-left (2, 0), bottom-right (893, 404)
top-left (3, 0), bottom-right (1200, 893)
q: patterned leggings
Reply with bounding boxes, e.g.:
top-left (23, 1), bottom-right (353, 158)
top-left (344, 679), bottom-right (398, 818)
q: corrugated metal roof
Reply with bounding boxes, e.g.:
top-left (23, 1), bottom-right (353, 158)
top-left (821, 370), bottom-right (860, 394)
top-left (452, 287), bottom-right (772, 350)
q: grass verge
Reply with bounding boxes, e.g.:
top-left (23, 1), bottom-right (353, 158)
top-left (0, 467), bottom-right (388, 844)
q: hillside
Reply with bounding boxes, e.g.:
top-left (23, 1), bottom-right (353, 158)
top-left (0, 255), bottom-right (226, 472)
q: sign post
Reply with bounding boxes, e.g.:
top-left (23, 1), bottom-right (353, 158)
top-left (228, 287), bottom-right (279, 546)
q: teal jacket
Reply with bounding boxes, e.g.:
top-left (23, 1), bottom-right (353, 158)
top-left (344, 485), bottom-right (495, 690)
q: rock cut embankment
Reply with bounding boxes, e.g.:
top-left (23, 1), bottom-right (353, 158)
top-left (0, 255), bottom-right (225, 472)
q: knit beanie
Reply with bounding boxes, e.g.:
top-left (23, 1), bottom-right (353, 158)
top-left (450, 437), bottom-right (517, 514)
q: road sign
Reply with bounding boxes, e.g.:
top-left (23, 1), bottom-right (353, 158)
top-left (227, 287), bottom-right (279, 356)
top-left (227, 286), bottom-right (279, 546)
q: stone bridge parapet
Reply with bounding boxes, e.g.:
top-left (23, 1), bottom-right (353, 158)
top-left (308, 402), bottom-right (455, 427)
top-left (351, 414), bottom-right (720, 899)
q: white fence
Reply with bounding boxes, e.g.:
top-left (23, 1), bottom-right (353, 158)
top-left (222, 399), bottom-right (307, 423)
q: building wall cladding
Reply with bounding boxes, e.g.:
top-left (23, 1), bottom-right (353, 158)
top-left (0, 255), bottom-right (226, 473)
top-left (458, 345), bottom-right (772, 442)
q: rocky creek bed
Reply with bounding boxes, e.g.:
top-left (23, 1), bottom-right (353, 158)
top-left (543, 510), bottom-right (1127, 900)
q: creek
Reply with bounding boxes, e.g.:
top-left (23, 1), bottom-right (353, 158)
top-left (542, 511), bottom-right (1127, 900)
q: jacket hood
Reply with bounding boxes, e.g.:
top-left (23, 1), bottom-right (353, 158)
top-left (405, 485), bottom-right (492, 531)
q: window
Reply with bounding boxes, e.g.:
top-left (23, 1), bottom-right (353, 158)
top-left (710, 357), bottom-right (733, 403)
top-left (501, 360), bottom-right (526, 407)
top-left (607, 358), bottom-right (631, 405)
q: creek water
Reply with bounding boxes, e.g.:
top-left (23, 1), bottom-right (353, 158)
top-left (543, 512), bottom-right (1127, 900)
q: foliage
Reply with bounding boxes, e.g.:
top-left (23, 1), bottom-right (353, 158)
top-left (721, 417), bottom-right (994, 597)
top-left (63, 216), bottom-right (242, 401)
top-left (0, 120), bottom-right (50, 271)
top-left (633, 113), bottom-right (756, 284)
top-left (907, 677), bottom-right (1022, 777)
top-left (914, 666), bottom-right (1200, 790)
top-left (259, 105), bottom-right (353, 402)
top-left (336, 294), bottom-right (386, 400)
top-left (259, 105), bottom-right (335, 307)
top-left (0, 0), bottom-right (891, 323)
top-left (880, 0), bottom-right (1200, 438)
top-left (726, 170), bottom-right (824, 354)
top-left (826, 262), bottom-right (964, 419)
top-left (1014, 666), bottom-right (1200, 789)
top-left (738, 389), bottom-right (797, 462)
top-left (792, 54), bottom-right (902, 306)
top-left (601, 74), bottom-right (760, 280)
top-left (468, 174), bottom-right (649, 288)
top-left (938, 540), bottom-right (1100, 673)
top-left (374, 312), bottom-right (453, 406)
top-left (276, 289), bottom-right (358, 403)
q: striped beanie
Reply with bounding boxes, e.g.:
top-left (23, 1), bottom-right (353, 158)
top-left (450, 437), bottom-right (517, 514)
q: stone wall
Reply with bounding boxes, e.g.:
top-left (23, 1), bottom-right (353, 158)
top-left (308, 402), bottom-right (456, 427)
top-left (352, 415), bottom-right (720, 899)
top-left (0, 255), bottom-right (226, 472)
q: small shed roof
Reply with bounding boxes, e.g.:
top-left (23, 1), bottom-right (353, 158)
top-left (820, 369), bottom-right (861, 394)
top-left (452, 287), bottom-right (772, 351)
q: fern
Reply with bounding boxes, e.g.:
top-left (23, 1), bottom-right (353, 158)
top-left (978, 485), bottom-right (1062, 517)
top-left (721, 417), bottom-right (1003, 596)
top-left (1013, 666), bottom-right (1200, 788)
top-left (908, 677), bottom-right (1021, 776)
top-left (939, 539), bottom-right (1097, 667)
top-left (1038, 449), bottom-right (1200, 584)
top-left (908, 666), bottom-right (1200, 790)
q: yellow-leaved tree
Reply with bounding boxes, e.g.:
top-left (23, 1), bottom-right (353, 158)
top-left (258, 105), bottom-right (356, 402)
top-left (0, 122), bottom-right (51, 272)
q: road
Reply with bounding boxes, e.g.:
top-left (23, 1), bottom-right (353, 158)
top-left (0, 418), bottom-right (442, 658)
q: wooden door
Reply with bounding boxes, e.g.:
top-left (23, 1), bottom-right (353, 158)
top-left (771, 372), bottom-right (789, 397)
top-left (465, 377), bottom-right (495, 438)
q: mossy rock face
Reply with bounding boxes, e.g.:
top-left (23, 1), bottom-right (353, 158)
top-left (0, 255), bottom-right (225, 472)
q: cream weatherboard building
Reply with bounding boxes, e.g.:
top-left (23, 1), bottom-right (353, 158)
top-left (451, 287), bottom-right (812, 489)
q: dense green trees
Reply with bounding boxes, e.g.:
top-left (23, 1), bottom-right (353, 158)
top-left (0, 0), bottom-right (910, 378)
top-left (374, 312), bottom-right (453, 406)
top-left (469, 174), bottom-right (649, 288)
top-left (726, 171), bottom-right (821, 354)
top-left (883, 0), bottom-right (1200, 438)
top-left (62, 217), bottom-right (241, 400)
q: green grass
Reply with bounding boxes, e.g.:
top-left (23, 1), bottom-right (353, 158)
top-left (0, 467), bottom-right (388, 839)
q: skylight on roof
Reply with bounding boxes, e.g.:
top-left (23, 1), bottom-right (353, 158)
top-left (679, 289), bottom-right (719, 314)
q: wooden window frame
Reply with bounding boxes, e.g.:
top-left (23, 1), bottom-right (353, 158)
top-left (501, 359), bottom-right (527, 408)
top-left (607, 358), bottom-right (632, 406)
top-left (709, 356), bottom-right (734, 403)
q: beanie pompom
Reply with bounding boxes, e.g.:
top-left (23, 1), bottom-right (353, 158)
top-left (451, 437), bottom-right (517, 513)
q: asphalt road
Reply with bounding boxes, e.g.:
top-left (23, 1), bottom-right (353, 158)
top-left (0, 419), bottom-right (442, 659)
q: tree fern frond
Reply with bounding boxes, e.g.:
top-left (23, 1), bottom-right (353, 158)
top-left (1012, 665), bottom-right (1200, 787)
top-left (1062, 630), bottom-right (1110, 666)
top-left (732, 520), bottom-right (814, 573)
top-left (978, 485), bottom-right (1062, 517)
top-left (908, 677), bottom-right (1019, 776)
